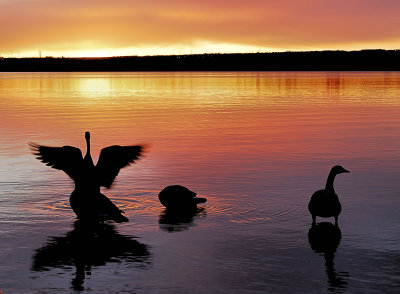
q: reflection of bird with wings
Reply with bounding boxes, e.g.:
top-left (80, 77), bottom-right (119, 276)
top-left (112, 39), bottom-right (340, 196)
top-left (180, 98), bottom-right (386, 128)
top-left (30, 132), bottom-right (144, 222)
top-left (32, 221), bottom-right (151, 291)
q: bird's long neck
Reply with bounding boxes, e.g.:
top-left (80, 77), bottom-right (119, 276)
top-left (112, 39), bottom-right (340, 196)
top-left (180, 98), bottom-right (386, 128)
top-left (84, 135), bottom-right (93, 164)
top-left (325, 172), bottom-right (337, 193)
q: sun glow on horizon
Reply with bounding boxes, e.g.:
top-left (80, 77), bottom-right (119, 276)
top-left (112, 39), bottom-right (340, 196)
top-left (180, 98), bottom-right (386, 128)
top-left (1, 0), bottom-right (400, 58)
top-left (2, 40), bottom-right (400, 58)
top-left (0, 41), bottom-right (283, 58)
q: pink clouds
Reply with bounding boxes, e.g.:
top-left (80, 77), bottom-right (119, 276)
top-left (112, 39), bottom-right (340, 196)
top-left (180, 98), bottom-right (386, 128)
top-left (1, 0), bottom-right (399, 56)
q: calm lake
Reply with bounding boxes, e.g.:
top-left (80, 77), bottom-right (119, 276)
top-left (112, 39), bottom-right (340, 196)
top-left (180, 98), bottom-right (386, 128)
top-left (1, 72), bottom-right (400, 293)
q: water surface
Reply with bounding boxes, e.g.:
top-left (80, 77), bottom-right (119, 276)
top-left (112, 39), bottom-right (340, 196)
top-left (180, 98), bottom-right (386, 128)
top-left (1, 72), bottom-right (400, 293)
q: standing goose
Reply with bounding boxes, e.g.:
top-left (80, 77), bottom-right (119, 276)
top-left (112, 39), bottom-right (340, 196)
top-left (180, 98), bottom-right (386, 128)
top-left (29, 132), bottom-right (144, 223)
top-left (308, 165), bottom-right (349, 225)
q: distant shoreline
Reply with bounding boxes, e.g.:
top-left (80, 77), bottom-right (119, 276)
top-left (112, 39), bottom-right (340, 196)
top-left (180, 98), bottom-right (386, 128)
top-left (1, 50), bottom-right (400, 71)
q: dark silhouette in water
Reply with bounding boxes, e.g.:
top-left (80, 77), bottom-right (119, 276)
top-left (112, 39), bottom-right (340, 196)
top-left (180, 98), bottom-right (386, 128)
top-left (30, 132), bottom-right (144, 222)
top-left (159, 206), bottom-right (207, 233)
top-left (158, 185), bottom-right (207, 232)
top-left (308, 165), bottom-right (349, 225)
top-left (308, 222), bottom-right (349, 293)
top-left (31, 221), bottom-right (150, 291)
top-left (158, 185), bottom-right (207, 210)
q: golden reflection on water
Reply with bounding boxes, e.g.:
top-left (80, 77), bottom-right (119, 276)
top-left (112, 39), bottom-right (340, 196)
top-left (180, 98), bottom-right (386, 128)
top-left (2, 72), bottom-right (400, 144)
top-left (2, 71), bottom-right (400, 294)
top-left (1, 72), bottom-right (400, 219)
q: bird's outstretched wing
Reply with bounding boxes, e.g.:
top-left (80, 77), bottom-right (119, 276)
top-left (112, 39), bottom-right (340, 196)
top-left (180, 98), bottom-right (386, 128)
top-left (29, 143), bottom-right (83, 180)
top-left (96, 145), bottom-right (144, 188)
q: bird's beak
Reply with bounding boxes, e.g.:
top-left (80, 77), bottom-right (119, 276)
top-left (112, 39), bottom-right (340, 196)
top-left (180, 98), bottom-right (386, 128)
top-left (343, 169), bottom-right (350, 173)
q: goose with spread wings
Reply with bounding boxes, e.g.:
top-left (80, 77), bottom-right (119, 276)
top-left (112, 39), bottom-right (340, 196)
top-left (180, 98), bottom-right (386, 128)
top-left (29, 132), bottom-right (144, 223)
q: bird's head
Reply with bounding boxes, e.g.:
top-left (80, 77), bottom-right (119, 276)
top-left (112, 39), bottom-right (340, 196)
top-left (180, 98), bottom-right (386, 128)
top-left (85, 131), bottom-right (90, 140)
top-left (331, 165), bottom-right (350, 175)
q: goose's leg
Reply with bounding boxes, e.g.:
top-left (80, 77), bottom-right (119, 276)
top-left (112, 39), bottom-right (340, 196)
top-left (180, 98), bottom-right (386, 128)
top-left (334, 215), bottom-right (338, 226)
top-left (72, 262), bottom-right (85, 290)
top-left (312, 215), bottom-right (316, 225)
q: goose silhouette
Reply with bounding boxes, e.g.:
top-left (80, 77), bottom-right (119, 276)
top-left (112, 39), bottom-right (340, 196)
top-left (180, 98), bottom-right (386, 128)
top-left (29, 132), bottom-right (144, 223)
top-left (158, 185), bottom-right (207, 210)
top-left (308, 165), bottom-right (349, 225)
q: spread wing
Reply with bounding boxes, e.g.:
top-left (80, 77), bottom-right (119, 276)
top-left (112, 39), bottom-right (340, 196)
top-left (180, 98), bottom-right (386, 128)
top-left (96, 145), bottom-right (144, 188)
top-left (29, 143), bottom-right (83, 180)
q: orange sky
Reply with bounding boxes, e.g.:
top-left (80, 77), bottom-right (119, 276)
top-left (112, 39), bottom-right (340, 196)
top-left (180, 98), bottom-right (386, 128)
top-left (1, 0), bottom-right (400, 57)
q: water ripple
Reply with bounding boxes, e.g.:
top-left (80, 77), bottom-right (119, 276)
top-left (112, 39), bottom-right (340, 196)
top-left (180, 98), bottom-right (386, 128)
top-left (106, 190), bottom-right (161, 216)
top-left (205, 194), bottom-right (302, 224)
top-left (24, 189), bottom-right (303, 227)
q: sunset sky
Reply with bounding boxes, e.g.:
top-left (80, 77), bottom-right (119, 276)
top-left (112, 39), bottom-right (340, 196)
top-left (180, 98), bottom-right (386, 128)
top-left (1, 0), bottom-right (400, 57)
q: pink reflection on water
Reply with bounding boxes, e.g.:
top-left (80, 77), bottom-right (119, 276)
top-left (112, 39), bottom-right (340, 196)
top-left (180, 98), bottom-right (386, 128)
top-left (1, 72), bottom-right (400, 293)
top-left (1, 72), bottom-right (400, 221)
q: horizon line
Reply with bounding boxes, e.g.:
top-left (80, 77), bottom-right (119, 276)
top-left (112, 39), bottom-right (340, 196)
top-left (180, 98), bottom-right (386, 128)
top-left (1, 48), bottom-right (399, 59)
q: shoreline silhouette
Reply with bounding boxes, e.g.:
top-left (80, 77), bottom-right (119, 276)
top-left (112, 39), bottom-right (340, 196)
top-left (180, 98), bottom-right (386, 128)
top-left (1, 49), bottom-right (400, 71)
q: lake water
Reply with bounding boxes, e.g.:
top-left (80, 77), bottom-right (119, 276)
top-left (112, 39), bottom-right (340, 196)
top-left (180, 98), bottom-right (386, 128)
top-left (1, 72), bottom-right (400, 293)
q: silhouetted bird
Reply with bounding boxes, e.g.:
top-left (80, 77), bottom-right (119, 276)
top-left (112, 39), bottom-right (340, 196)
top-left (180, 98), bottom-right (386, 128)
top-left (30, 132), bottom-right (144, 223)
top-left (308, 165), bottom-right (349, 225)
top-left (158, 185), bottom-right (207, 210)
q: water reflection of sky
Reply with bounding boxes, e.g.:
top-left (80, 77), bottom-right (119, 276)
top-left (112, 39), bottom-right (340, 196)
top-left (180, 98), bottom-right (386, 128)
top-left (0, 72), bottom-right (400, 293)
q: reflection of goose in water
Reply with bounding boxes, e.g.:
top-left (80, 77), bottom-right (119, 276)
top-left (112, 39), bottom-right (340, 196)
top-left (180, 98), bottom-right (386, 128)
top-left (308, 165), bottom-right (349, 225)
top-left (31, 221), bottom-right (150, 291)
top-left (308, 222), bottom-right (349, 293)
top-left (30, 132), bottom-right (144, 222)
top-left (158, 185), bottom-right (207, 232)
top-left (159, 206), bottom-right (207, 232)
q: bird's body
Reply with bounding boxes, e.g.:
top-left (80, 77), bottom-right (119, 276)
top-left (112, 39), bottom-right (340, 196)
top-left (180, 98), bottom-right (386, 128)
top-left (70, 190), bottom-right (128, 223)
top-left (309, 189), bottom-right (342, 219)
top-left (158, 185), bottom-right (207, 210)
top-left (30, 132), bottom-right (143, 223)
top-left (308, 165), bottom-right (349, 225)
